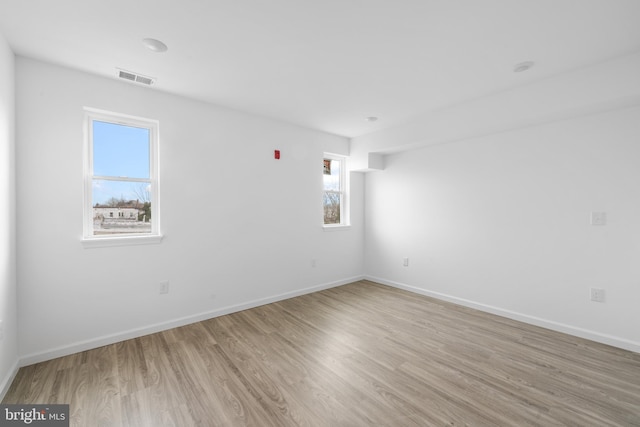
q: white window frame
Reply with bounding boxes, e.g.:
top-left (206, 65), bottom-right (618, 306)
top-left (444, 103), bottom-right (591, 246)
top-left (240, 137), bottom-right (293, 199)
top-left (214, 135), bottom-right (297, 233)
top-left (82, 108), bottom-right (162, 248)
top-left (322, 153), bottom-right (350, 229)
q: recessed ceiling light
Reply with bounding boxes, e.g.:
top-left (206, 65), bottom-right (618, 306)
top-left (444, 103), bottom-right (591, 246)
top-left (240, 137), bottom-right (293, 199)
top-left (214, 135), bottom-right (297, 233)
top-left (142, 38), bottom-right (168, 53)
top-left (365, 116), bottom-right (378, 122)
top-left (513, 61), bottom-right (534, 73)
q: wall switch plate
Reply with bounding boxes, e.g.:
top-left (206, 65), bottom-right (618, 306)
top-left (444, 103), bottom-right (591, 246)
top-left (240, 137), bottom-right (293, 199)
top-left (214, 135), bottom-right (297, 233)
top-left (159, 280), bottom-right (170, 294)
top-left (403, 258), bottom-right (409, 267)
top-left (311, 259), bottom-right (317, 268)
top-left (590, 288), bottom-right (605, 302)
top-left (590, 212), bottom-right (606, 225)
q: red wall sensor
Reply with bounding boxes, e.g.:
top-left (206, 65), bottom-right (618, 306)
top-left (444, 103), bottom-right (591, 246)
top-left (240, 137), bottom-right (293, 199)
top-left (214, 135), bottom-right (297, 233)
top-left (274, 150), bottom-right (280, 159)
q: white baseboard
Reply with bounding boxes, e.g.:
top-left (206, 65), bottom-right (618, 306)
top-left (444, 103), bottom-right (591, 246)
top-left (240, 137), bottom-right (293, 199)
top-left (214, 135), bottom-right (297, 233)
top-left (0, 359), bottom-right (20, 401)
top-left (20, 275), bottom-right (365, 367)
top-left (366, 275), bottom-right (640, 354)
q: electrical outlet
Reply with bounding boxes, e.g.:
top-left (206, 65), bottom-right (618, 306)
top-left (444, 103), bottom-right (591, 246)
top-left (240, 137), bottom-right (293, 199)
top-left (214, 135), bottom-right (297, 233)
top-left (159, 280), bottom-right (170, 294)
top-left (590, 288), bottom-right (605, 303)
top-left (590, 212), bottom-right (606, 226)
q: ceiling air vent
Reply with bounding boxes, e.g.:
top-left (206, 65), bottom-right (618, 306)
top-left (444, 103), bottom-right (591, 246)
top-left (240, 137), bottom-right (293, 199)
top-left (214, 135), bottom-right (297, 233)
top-left (135, 75), bottom-right (154, 85)
top-left (117, 69), bottom-right (156, 86)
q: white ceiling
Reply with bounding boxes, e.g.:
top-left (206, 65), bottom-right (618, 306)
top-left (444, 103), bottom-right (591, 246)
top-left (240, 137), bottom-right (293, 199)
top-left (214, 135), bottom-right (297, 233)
top-left (1, 0), bottom-right (639, 138)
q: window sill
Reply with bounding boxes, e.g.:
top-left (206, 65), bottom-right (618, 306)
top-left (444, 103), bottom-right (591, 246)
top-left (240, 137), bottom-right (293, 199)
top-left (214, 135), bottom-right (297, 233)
top-left (322, 225), bottom-right (351, 232)
top-left (81, 234), bottom-right (163, 249)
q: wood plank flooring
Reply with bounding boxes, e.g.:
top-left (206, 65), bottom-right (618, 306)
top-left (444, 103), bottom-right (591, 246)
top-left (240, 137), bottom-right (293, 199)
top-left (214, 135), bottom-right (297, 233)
top-left (4, 280), bottom-right (640, 426)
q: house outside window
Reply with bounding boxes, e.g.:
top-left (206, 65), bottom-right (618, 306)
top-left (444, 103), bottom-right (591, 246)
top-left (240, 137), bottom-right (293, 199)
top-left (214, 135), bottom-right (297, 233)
top-left (82, 108), bottom-right (161, 246)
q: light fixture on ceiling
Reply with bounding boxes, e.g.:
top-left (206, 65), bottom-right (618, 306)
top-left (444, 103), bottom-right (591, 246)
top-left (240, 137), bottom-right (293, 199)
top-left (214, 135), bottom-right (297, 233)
top-left (365, 116), bottom-right (379, 122)
top-left (513, 61), bottom-right (534, 73)
top-left (142, 38), bottom-right (168, 53)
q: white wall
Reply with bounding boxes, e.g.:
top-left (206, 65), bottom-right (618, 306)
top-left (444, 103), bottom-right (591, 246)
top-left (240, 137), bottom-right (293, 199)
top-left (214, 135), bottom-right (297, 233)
top-left (0, 31), bottom-right (17, 397)
top-left (16, 57), bottom-right (363, 363)
top-left (363, 106), bottom-right (640, 352)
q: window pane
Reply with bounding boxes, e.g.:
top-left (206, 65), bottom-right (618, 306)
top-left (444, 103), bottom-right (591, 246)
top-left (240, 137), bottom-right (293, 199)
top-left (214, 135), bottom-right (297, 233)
top-left (323, 191), bottom-right (341, 224)
top-left (323, 158), bottom-right (340, 191)
top-left (93, 120), bottom-right (150, 178)
top-left (92, 179), bottom-right (152, 235)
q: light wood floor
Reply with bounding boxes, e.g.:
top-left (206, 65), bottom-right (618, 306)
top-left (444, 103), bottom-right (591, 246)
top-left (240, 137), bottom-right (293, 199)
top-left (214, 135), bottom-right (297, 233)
top-left (4, 280), bottom-right (640, 426)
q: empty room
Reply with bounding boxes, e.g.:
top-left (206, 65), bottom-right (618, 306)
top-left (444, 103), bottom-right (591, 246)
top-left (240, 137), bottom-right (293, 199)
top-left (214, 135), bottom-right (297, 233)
top-left (1, 1), bottom-right (640, 426)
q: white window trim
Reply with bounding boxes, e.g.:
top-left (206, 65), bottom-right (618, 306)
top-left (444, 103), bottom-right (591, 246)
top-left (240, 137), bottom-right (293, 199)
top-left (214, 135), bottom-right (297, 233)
top-left (81, 234), bottom-right (162, 249)
top-left (81, 107), bottom-right (162, 248)
top-left (322, 224), bottom-right (351, 232)
top-left (322, 153), bottom-right (350, 229)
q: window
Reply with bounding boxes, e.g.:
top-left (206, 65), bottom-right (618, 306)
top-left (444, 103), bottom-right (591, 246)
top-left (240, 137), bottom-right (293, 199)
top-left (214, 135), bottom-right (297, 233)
top-left (83, 108), bottom-right (161, 245)
top-left (323, 154), bottom-right (348, 226)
